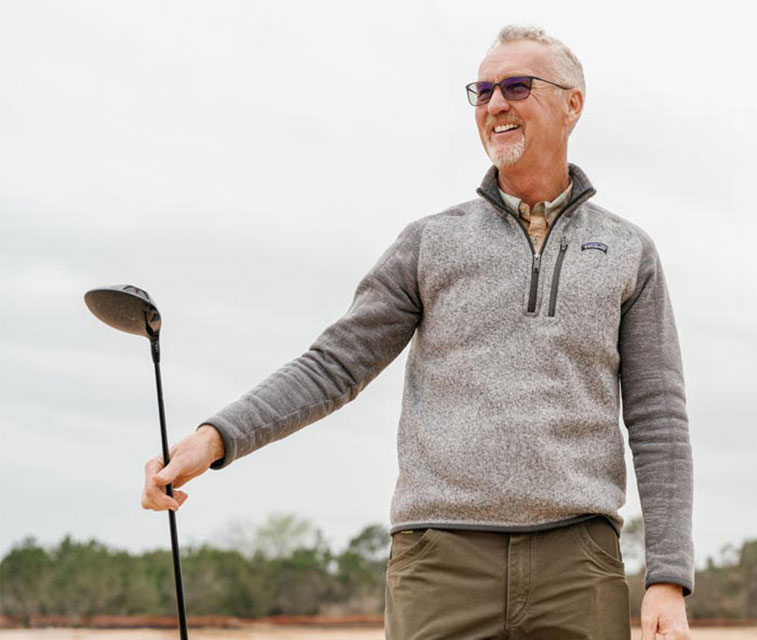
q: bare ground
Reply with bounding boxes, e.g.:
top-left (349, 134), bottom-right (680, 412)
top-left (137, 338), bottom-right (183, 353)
top-left (2, 628), bottom-right (757, 639)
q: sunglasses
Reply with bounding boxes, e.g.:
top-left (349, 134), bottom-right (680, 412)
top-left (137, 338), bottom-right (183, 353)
top-left (465, 75), bottom-right (572, 107)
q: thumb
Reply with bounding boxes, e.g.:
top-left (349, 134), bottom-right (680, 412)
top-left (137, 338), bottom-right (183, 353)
top-left (154, 457), bottom-right (182, 485)
top-left (641, 617), bottom-right (658, 640)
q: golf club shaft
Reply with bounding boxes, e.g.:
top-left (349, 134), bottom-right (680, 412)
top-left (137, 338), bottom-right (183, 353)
top-left (152, 341), bottom-right (189, 640)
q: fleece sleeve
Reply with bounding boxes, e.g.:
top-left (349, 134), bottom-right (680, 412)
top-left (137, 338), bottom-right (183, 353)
top-left (618, 230), bottom-right (695, 596)
top-left (198, 219), bottom-right (424, 470)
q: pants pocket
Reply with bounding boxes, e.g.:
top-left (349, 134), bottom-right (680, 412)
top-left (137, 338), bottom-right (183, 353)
top-left (387, 528), bottom-right (439, 574)
top-left (572, 516), bottom-right (626, 574)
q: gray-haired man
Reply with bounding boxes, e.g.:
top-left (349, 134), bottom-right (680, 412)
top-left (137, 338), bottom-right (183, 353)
top-left (143, 25), bottom-right (694, 640)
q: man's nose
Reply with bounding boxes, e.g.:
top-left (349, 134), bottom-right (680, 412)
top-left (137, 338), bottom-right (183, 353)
top-left (487, 85), bottom-right (511, 114)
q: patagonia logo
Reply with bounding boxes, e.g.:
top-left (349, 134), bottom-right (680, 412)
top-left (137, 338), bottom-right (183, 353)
top-left (581, 241), bottom-right (608, 253)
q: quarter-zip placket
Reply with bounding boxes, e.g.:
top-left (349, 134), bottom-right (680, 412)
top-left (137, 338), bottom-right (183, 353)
top-left (476, 186), bottom-right (592, 315)
top-left (548, 235), bottom-right (569, 317)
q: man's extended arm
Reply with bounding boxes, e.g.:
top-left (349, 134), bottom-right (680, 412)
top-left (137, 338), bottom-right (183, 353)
top-left (197, 219), bottom-right (424, 469)
top-left (618, 228), bottom-right (695, 597)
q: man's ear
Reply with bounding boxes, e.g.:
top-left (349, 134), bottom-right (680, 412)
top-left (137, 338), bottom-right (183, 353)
top-left (565, 88), bottom-right (584, 134)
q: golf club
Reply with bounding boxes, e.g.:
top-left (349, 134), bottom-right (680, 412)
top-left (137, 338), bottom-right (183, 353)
top-left (84, 284), bottom-right (189, 640)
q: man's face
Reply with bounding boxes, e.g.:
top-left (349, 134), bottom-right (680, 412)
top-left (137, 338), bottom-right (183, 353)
top-left (475, 40), bottom-right (581, 171)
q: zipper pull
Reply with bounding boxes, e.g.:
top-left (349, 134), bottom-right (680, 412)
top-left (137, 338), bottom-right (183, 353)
top-left (533, 254), bottom-right (541, 272)
top-left (560, 235), bottom-right (569, 251)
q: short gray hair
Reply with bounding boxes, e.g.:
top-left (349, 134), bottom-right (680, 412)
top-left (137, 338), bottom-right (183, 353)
top-left (489, 25), bottom-right (586, 99)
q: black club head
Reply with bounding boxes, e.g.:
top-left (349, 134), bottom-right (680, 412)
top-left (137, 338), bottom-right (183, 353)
top-left (84, 284), bottom-right (162, 340)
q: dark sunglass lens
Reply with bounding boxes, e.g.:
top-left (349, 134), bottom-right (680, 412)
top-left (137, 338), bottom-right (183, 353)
top-left (474, 82), bottom-right (493, 105)
top-left (503, 78), bottom-right (532, 100)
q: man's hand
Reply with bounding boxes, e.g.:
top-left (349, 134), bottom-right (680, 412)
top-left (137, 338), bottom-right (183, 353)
top-left (141, 424), bottom-right (225, 512)
top-left (640, 583), bottom-right (691, 640)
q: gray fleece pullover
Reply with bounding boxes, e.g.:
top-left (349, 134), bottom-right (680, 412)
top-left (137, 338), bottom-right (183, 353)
top-left (201, 162), bottom-right (695, 596)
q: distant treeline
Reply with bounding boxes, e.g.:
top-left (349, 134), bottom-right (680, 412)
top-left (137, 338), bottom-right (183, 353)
top-left (1, 513), bottom-right (755, 624)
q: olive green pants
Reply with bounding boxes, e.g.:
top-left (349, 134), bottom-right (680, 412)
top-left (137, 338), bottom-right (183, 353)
top-left (384, 515), bottom-right (630, 640)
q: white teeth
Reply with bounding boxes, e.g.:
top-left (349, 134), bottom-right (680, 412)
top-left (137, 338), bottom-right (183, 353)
top-left (494, 124), bottom-right (519, 133)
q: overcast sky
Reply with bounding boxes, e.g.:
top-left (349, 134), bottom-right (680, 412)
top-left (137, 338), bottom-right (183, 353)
top-left (1, 0), bottom-right (755, 572)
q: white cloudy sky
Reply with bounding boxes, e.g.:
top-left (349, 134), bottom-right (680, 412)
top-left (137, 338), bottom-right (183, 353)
top-left (1, 0), bottom-right (755, 571)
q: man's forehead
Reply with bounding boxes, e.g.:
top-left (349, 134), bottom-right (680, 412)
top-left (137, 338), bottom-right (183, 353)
top-left (477, 41), bottom-right (552, 80)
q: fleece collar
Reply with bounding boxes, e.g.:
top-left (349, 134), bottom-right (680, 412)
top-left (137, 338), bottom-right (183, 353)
top-left (476, 162), bottom-right (597, 220)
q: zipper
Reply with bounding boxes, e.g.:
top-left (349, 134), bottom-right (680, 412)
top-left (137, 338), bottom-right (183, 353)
top-left (529, 254), bottom-right (541, 312)
top-left (477, 187), bottom-right (590, 313)
top-left (547, 236), bottom-right (569, 317)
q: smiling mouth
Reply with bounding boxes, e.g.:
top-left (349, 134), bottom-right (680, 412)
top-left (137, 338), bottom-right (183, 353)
top-left (492, 124), bottom-right (521, 135)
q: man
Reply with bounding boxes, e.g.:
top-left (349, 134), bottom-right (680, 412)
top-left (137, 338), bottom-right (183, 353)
top-left (142, 25), bottom-right (694, 640)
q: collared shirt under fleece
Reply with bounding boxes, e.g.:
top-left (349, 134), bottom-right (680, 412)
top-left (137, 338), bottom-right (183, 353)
top-left (499, 179), bottom-right (573, 255)
top-left (200, 162), bottom-right (696, 597)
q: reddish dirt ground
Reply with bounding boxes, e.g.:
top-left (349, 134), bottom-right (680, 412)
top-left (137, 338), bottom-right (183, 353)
top-left (2, 628), bottom-right (757, 639)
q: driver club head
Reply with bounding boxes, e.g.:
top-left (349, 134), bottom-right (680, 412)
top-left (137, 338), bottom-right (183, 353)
top-left (84, 284), bottom-right (162, 340)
